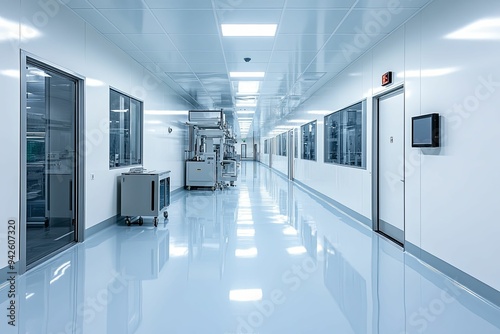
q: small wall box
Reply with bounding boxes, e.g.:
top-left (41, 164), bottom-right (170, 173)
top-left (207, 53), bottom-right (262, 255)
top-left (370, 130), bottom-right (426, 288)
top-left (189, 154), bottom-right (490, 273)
top-left (411, 113), bottom-right (440, 147)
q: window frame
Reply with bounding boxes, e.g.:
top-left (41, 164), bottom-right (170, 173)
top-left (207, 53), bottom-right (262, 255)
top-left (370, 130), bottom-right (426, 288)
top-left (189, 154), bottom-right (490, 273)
top-left (109, 87), bottom-right (144, 169)
top-left (301, 120), bottom-right (317, 161)
top-left (323, 100), bottom-right (366, 169)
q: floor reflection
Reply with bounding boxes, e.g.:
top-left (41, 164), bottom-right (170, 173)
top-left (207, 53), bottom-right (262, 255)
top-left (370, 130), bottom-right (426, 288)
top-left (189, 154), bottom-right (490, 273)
top-left (2, 162), bottom-right (499, 334)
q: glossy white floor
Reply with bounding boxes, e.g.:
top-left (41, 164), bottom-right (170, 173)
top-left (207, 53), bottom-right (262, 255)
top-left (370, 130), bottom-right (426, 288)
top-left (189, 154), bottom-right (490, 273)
top-left (2, 162), bottom-right (500, 334)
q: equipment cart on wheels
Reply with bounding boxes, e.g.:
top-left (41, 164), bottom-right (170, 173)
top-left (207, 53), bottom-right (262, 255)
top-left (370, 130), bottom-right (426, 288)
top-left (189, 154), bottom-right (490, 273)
top-left (120, 170), bottom-right (171, 227)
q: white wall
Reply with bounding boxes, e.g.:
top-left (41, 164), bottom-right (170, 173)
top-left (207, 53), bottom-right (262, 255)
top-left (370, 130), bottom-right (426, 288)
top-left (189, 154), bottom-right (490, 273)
top-left (0, 0), bottom-right (193, 269)
top-left (260, 0), bottom-right (500, 292)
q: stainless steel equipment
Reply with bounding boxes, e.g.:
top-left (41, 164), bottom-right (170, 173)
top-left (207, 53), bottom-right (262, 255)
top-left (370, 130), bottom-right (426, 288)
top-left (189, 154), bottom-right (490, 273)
top-left (185, 109), bottom-right (239, 190)
top-left (120, 170), bottom-right (171, 227)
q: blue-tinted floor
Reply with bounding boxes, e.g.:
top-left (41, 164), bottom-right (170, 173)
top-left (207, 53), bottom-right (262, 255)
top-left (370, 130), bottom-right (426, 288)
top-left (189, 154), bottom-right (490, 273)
top-left (1, 162), bottom-right (500, 334)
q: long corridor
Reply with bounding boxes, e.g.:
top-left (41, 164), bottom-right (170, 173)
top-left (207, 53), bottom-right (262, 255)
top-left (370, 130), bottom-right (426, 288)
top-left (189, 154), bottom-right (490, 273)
top-left (2, 162), bottom-right (500, 334)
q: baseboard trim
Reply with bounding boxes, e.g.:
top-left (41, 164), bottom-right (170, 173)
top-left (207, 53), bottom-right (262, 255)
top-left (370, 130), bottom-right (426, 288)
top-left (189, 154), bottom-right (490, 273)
top-left (406, 241), bottom-right (500, 309)
top-left (294, 179), bottom-right (372, 229)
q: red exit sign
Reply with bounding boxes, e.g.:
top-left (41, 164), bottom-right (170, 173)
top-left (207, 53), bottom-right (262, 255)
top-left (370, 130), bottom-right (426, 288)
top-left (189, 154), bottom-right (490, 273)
top-left (382, 71), bottom-right (393, 86)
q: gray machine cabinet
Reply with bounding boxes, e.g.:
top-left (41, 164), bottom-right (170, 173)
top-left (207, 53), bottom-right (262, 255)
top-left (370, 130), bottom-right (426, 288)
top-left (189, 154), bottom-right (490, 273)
top-left (120, 170), bottom-right (170, 226)
top-left (186, 157), bottom-right (217, 189)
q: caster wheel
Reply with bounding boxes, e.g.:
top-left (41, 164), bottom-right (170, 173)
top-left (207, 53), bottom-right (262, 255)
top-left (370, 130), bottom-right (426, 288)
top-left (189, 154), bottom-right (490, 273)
top-left (125, 218), bottom-right (131, 226)
top-left (211, 186), bottom-right (215, 191)
top-left (163, 211), bottom-right (169, 219)
top-left (153, 217), bottom-right (158, 227)
top-left (139, 217), bottom-right (144, 226)
top-left (187, 186), bottom-right (191, 190)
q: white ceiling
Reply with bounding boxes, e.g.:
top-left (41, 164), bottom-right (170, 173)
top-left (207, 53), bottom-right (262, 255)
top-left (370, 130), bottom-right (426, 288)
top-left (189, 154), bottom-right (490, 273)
top-left (65, 0), bottom-right (433, 137)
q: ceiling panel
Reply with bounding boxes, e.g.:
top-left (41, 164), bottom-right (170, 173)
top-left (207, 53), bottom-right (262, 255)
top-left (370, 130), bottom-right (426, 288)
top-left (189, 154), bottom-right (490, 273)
top-left (224, 51), bottom-right (272, 63)
top-left (153, 10), bottom-right (219, 34)
top-left (273, 34), bottom-right (331, 51)
top-left (126, 34), bottom-right (177, 51)
top-left (142, 51), bottom-right (185, 63)
top-left (65, 0), bottom-right (434, 138)
top-left (189, 63), bottom-right (228, 72)
top-left (181, 51), bottom-right (226, 63)
top-left (169, 34), bottom-right (222, 51)
top-left (126, 50), bottom-right (152, 63)
top-left (99, 10), bottom-right (164, 34)
top-left (222, 37), bottom-right (276, 52)
top-left (279, 9), bottom-right (348, 34)
top-left (214, 0), bottom-right (286, 10)
top-left (104, 34), bottom-right (139, 51)
top-left (286, 0), bottom-right (356, 9)
top-left (87, 0), bottom-right (146, 9)
top-left (355, 0), bottom-right (432, 8)
top-left (156, 62), bottom-right (192, 72)
top-left (65, 0), bottom-right (93, 9)
top-left (216, 10), bottom-right (282, 24)
top-left (73, 9), bottom-right (120, 34)
top-left (336, 8), bottom-right (420, 34)
top-left (226, 62), bottom-right (267, 72)
top-left (144, 0), bottom-right (212, 9)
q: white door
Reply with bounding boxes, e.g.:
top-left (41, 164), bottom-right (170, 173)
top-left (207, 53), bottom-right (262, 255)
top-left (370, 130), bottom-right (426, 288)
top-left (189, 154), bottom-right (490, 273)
top-left (377, 89), bottom-right (405, 244)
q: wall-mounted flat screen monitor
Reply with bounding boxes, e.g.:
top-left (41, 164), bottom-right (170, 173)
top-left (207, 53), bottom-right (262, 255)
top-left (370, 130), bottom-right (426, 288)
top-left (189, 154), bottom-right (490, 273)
top-left (412, 113), bottom-right (440, 147)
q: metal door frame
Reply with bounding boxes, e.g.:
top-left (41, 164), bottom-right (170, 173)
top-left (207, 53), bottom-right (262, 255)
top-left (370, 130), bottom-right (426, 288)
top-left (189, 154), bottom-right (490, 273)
top-left (287, 130), bottom-right (294, 180)
top-left (372, 85), bottom-right (405, 246)
top-left (241, 143), bottom-right (247, 159)
top-left (20, 50), bottom-right (86, 273)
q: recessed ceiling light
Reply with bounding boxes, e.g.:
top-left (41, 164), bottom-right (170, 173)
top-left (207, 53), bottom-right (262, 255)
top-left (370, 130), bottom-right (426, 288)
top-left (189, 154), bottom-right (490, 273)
top-left (230, 72), bottom-right (265, 78)
top-left (221, 24), bottom-right (277, 37)
top-left (237, 110), bottom-right (255, 114)
top-left (238, 81), bottom-right (260, 94)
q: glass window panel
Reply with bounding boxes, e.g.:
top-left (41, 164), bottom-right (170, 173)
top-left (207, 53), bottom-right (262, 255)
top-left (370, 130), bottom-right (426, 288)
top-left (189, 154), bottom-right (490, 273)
top-left (324, 101), bottom-right (365, 168)
top-left (109, 89), bottom-right (142, 168)
top-left (301, 121), bottom-right (316, 161)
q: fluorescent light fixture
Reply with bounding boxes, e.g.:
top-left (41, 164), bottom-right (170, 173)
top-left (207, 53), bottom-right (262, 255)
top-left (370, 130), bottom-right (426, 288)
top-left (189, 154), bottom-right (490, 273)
top-left (286, 246), bottom-right (307, 255)
top-left (229, 289), bottom-right (263, 302)
top-left (25, 293), bottom-right (35, 300)
top-left (111, 109), bottom-right (129, 113)
top-left (145, 120), bottom-right (162, 124)
top-left (238, 81), bottom-right (260, 94)
top-left (222, 24), bottom-right (277, 37)
top-left (237, 110), bottom-right (255, 114)
top-left (446, 18), bottom-right (500, 40)
top-left (238, 117), bottom-right (253, 120)
top-left (230, 72), bottom-right (265, 78)
top-left (235, 247), bottom-right (258, 258)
